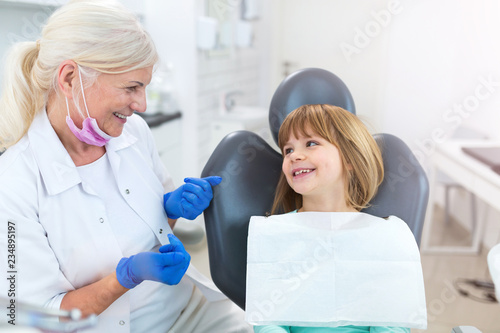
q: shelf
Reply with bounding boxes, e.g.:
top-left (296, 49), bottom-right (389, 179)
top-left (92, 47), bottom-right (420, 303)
top-left (136, 111), bottom-right (182, 128)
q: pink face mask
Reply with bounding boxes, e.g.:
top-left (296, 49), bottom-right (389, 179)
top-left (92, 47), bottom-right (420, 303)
top-left (65, 66), bottom-right (113, 147)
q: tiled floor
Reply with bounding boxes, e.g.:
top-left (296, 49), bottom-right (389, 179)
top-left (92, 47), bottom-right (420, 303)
top-left (417, 205), bottom-right (500, 333)
top-left (189, 205), bottom-right (500, 332)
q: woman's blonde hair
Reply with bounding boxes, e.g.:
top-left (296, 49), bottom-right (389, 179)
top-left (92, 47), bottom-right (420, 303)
top-left (271, 104), bottom-right (384, 214)
top-left (0, 0), bottom-right (158, 150)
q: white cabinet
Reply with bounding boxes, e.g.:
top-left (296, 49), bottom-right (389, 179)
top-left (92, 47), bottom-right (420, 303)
top-left (150, 116), bottom-right (206, 245)
top-left (150, 118), bottom-right (183, 186)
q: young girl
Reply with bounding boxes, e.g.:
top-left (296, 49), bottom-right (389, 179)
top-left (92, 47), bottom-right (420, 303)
top-left (271, 104), bottom-right (383, 216)
top-left (248, 104), bottom-right (424, 333)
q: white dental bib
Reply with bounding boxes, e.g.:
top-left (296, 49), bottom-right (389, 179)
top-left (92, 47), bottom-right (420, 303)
top-left (245, 212), bottom-right (427, 329)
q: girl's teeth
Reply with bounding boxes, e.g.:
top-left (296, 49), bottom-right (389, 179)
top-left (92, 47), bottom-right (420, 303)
top-left (294, 169), bottom-right (312, 176)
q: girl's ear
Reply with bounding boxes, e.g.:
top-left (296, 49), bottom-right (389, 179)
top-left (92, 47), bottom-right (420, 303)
top-left (57, 60), bottom-right (78, 99)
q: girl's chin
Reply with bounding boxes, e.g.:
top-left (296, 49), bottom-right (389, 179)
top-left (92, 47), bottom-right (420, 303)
top-left (291, 187), bottom-right (311, 196)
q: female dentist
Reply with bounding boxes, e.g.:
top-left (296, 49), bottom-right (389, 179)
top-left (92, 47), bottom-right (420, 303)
top-left (0, 1), bottom-right (251, 332)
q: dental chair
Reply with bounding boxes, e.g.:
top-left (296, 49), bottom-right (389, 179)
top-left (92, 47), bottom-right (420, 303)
top-left (201, 68), bottom-right (430, 312)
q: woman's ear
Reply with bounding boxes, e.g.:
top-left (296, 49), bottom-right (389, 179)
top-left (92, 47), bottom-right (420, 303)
top-left (57, 60), bottom-right (78, 99)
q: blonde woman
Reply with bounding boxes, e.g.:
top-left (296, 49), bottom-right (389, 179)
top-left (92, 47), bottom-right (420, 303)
top-left (251, 104), bottom-right (421, 332)
top-left (0, 1), bottom-right (250, 332)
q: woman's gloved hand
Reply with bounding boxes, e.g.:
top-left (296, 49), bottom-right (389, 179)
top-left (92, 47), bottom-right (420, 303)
top-left (163, 176), bottom-right (222, 220)
top-left (116, 234), bottom-right (191, 289)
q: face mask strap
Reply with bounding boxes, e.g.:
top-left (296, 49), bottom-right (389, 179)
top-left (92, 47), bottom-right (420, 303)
top-left (77, 65), bottom-right (91, 118)
top-left (65, 97), bottom-right (71, 117)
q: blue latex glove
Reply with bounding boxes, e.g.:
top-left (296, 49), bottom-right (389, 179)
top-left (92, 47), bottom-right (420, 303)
top-left (163, 176), bottom-right (222, 220)
top-left (116, 234), bottom-right (191, 289)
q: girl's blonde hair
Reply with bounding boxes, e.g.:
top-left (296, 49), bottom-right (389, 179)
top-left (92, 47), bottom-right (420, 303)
top-left (0, 0), bottom-right (158, 150)
top-left (271, 104), bottom-right (384, 214)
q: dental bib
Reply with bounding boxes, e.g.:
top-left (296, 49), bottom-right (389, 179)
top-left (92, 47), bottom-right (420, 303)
top-left (245, 212), bottom-right (427, 329)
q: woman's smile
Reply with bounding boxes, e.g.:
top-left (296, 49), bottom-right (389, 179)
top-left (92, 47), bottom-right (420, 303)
top-left (112, 111), bottom-right (132, 124)
top-left (113, 111), bottom-right (128, 120)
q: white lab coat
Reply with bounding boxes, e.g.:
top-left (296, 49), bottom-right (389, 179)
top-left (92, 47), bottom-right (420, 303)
top-left (0, 109), bottom-right (224, 332)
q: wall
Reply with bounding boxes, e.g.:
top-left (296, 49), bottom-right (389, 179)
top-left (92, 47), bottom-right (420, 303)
top-left (381, 0), bottom-right (500, 249)
top-left (0, 2), bottom-right (58, 91)
top-left (143, 0), bottom-right (197, 185)
top-left (195, 0), bottom-right (273, 172)
top-left (382, 0), bottom-right (500, 164)
top-left (135, 0), bottom-right (276, 183)
top-left (144, 0), bottom-right (272, 178)
top-left (269, 0), bottom-right (397, 133)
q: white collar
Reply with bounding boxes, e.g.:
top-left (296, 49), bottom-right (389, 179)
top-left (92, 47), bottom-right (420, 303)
top-left (28, 109), bottom-right (137, 195)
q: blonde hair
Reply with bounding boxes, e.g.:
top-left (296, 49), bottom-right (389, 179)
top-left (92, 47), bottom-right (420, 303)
top-left (271, 104), bottom-right (384, 214)
top-left (0, 0), bottom-right (158, 150)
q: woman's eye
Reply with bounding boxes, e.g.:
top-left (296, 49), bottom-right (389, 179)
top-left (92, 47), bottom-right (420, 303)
top-left (306, 141), bottom-right (318, 147)
top-left (126, 86), bottom-right (138, 92)
top-left (284, 148), bottom-right (294, 155)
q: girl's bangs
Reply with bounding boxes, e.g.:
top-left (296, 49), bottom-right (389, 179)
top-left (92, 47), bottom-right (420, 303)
top-left (278, 105), bottom-right (338, 151)
top-left (278, 115), bottom-right (313, 149)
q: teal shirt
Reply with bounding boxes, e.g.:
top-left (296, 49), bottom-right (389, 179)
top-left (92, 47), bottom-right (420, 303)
top-left (254, 326), bottom-right (410, 333)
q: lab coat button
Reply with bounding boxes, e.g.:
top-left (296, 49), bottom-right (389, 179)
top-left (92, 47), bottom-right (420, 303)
top-left (159, 228), bottom-right (163, 234)
top-left (119, 320), bottom-right (125, 325)
top-left (99, 218), bottom-right (104, 223)
top-left (125, 189), bottom-right (130, 194)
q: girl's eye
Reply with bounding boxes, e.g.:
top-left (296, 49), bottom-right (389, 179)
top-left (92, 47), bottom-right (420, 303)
top-left (284, 147), bottom-right (294, 155)
top-left (306, 141), bottom-right (318, 147)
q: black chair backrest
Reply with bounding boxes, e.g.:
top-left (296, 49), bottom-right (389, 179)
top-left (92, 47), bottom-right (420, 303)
top-left (202, 131), bottom-right (281, 309)
top-left (269, 68), bottom-right (356, 145)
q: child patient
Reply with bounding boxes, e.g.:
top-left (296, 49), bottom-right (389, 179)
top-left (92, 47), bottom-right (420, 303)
top-left (247, 104), bottom-right (426, 333)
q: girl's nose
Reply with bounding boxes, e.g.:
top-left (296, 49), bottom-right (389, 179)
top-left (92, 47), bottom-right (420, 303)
top-left (290, 150), bottom-right (305, 161)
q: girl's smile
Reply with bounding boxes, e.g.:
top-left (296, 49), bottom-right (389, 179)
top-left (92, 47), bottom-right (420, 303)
top-left (291, 167), bottom-right (316, 179)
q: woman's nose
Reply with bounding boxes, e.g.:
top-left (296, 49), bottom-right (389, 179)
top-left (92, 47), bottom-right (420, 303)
top-left (131, 91), bottom-right (147, 113)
